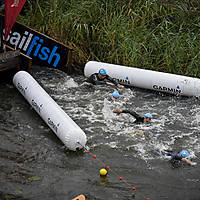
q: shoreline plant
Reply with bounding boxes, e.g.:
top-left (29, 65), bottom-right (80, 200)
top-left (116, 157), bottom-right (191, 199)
top-left (18, 0), bottom-right (200, 76)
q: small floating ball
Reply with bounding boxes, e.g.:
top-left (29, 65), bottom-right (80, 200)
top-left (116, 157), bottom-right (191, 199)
top-left (100, 168), bottom-right (107, 176)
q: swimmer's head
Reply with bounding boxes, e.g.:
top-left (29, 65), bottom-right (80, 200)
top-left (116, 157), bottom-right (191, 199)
top-left (144, 113), bottom-right (152, 119)
top-left (112, 91), bottom-right (119, 99)
top-left (144, 113), bottom-right (152, 123)
top-left (99, 68), bottom-right (107, 76)
top-left (179, 150), bottom-right (189, 158)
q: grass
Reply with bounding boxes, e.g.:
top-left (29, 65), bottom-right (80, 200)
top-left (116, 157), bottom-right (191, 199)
top-left (18, 0), bottom-right (200, 76)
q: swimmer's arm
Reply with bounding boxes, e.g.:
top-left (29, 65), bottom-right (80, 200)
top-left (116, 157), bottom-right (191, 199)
top-left (113, 109), bottom-right (130, 115)
top-left (106, 76), bottom-right (124, 88)
top-left (135, 131), bottom-right (145, 137)
top-left (182, 158), bottom-right (197, 166)
top-left (106, 82), bottom-right (124, 88)
top-left (113, 109), bottom-right (138, 117)
top-left (117, 84), bottom-right (124, 88)
top-left (87, 74), bottom-right (102, 85)
top-left (106, 81), bottom-right (115, 86)
top-left (113, 109), bottom-right (123, 115)
top-left (122, 110), bottom-right (141, 119)
top-left (135, 131), bottom-right (144, 136)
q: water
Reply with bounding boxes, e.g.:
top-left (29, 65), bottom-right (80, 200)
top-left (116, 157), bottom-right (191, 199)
top-left (0, 66), bottom-right (200, 200)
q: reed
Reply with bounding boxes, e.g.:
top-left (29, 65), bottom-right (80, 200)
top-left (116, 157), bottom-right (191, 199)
top-left (19, 0), bottom-right (200, 76)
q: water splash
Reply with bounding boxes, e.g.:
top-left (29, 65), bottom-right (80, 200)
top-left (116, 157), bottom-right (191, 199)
top-left (29, 71), bottom-right (200, 163)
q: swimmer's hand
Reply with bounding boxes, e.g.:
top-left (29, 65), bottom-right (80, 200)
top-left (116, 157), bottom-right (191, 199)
top-left (106, 82), bottom-right (115, 86)
top-left (117, 84), bottom-right (124, 88)
top-left (191, 162), bottom-right (197, 166)
top-left (182, 158), bottom-right (197, 166)
top-left (113, 109), bottom-right (123, 115)
top-left (124, 98), bottom-right (129, 102)
top-left (135, 131), bottom-right (144, 136)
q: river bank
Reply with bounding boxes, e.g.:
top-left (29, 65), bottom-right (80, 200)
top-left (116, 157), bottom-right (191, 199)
top-left (18, 0), bottom-right (200, 76)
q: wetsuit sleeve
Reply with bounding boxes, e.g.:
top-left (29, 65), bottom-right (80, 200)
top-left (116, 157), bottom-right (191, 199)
top-left (106, 75), bottom-right (119, 85)
top-left (86, 74), bottom-right (96, 84)
top-left (87, 74), bottom-right (106, 85)
top-left (165, 151), bottom-right (182, 161)
top-left (174, 155), bottom-right (182, 161)
top-left (121, 110), bottom-right (143, 122)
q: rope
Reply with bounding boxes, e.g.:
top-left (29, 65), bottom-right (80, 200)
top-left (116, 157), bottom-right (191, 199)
top-left (77, 142), bottom-right (150, 200)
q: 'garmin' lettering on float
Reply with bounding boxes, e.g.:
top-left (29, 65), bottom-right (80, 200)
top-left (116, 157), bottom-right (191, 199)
top-left (153, 85), bottom-right (181, 94)
top-left (31, 99), bottom-right (41, 113)
top-left (48, 117), bottom-right (58, 133)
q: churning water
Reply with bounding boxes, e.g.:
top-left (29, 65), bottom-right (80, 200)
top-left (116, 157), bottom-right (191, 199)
top-left (0, 66), bottom-right (200, 200)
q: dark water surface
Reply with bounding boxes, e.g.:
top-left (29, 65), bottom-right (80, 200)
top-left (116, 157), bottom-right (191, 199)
top-left (0, 66), bottom-right (200, 200)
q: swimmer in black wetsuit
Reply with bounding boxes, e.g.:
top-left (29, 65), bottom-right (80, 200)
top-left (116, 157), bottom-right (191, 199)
top-left (113, 109), bottom-right (152, 124)
top-left (87, 68), bottom-right (124, 88)
top-left (164, 150), bottom-right (196, 166)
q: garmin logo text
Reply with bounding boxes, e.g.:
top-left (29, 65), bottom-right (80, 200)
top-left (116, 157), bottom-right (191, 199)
top-left (17, 82), bottom-right (26, 95)
top-left (47, 117), bottom-right (58, 133)
top-left (113, 78), bottom-right (131, 85)
top-left (153, 85), bottom-right (181, 94)
top-left (4, 30), bottom-right (61, 67)
top-left (31, 99), bottom-right (41, 113)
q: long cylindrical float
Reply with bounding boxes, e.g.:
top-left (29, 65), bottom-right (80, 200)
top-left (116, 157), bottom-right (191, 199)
top-left (84, 61), bottom-right (200, 97)
top-left (13, 71), bottom-right (87, 151)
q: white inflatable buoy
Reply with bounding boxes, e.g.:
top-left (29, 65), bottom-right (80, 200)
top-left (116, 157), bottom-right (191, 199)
top-left (13, 71), bottom-right (87, 151)
top-left (84, 61), bottom-right (200, 97)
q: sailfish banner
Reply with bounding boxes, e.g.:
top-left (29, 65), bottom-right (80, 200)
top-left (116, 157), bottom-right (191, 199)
top-left (4, 0), bottom-right (26, 41)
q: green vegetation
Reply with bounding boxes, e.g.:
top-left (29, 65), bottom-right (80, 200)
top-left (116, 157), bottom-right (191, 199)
top-left (19, 0), bottom-right (200, 76)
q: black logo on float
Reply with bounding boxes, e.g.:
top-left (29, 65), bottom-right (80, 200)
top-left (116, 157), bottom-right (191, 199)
top-left (17, 82), bottom-right (27, 95)
top-left (153, 85), bottom-right (182, 94)
top-left (31, 99), bottom-right (41, 113)
top-left (113, 77), bottom-right (131, 85)
top-left (47, 117), bottom-right (58, 133)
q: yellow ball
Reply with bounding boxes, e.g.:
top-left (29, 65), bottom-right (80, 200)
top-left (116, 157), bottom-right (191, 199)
top-left (100, 168), bottom-right (107, 176)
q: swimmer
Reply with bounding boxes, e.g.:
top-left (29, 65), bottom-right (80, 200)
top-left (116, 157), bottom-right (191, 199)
top-left (87, 68), bottom-right (124, 88)
top-left (113, 109), bottom-right (152, 124)
top-left (164, 150), bottom-right (197, 166)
